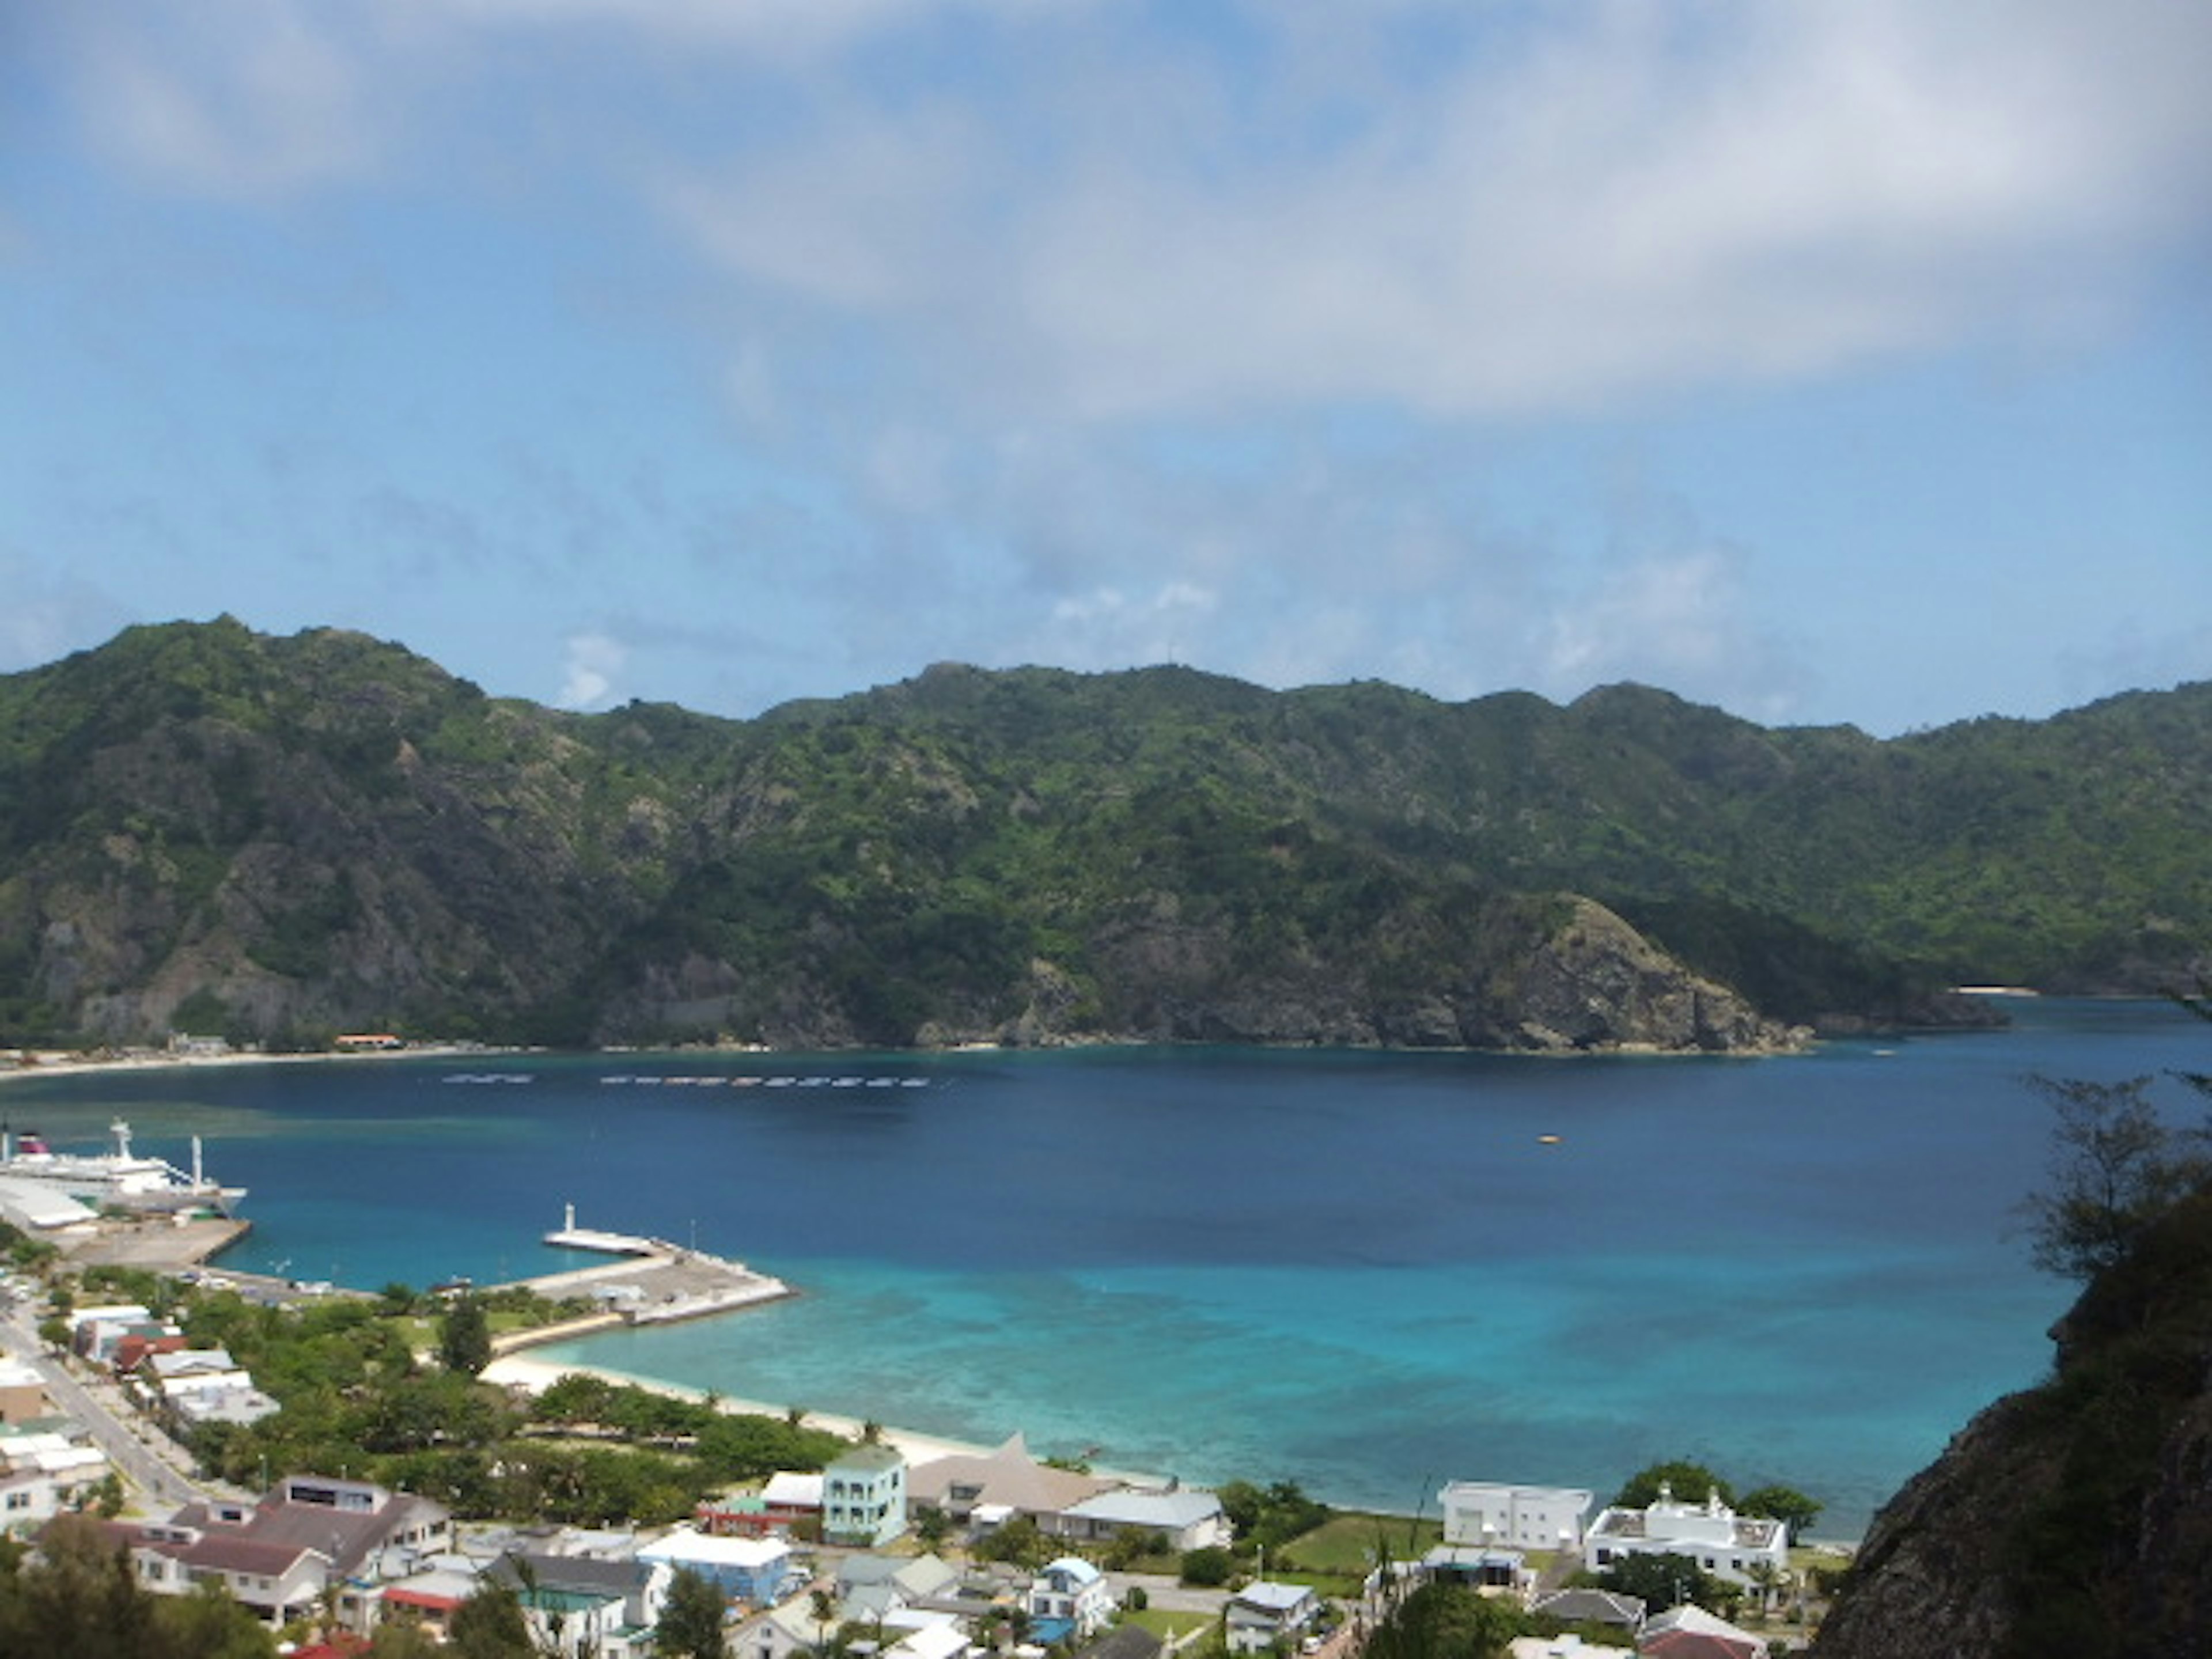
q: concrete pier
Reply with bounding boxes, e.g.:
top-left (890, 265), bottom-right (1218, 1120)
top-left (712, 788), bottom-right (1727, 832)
top-left (491, 1206), bottom-right (794, 1353)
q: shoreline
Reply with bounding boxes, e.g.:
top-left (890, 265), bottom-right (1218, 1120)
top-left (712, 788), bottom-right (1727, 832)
top-left (480, 1352), bottom-right (1023, 1474)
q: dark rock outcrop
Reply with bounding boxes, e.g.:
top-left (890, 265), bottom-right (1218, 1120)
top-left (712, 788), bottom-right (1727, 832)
top-left (1813, 1187), bottom-right (2212, 1659)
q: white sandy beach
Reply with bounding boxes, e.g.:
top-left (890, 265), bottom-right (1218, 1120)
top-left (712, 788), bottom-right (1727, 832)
top-left (480, 1352), bottom-right (997, 1470)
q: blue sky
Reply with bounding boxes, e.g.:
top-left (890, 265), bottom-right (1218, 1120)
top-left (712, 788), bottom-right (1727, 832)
top-left (4, 1), bottom-right (2207, 736)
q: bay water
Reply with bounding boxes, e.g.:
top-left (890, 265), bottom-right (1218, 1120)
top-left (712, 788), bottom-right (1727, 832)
top-left (6, 997), bottom-right (2204, 1538)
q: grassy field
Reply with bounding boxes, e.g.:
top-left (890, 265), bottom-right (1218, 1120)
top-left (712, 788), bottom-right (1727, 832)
top-left (1282, 1512), bottom-right (1443, 1577)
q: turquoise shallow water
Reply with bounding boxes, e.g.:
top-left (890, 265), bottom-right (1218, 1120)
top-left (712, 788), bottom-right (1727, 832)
top-left (6, 997), bottom-right (2202, 1537)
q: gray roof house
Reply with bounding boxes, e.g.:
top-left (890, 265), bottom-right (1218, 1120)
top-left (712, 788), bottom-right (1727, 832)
top-left (1059, 1488), bottom-right (1231, 1552)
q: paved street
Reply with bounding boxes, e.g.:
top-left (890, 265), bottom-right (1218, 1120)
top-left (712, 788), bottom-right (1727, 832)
top-left (0, 1303), bottom-right (214, 1512)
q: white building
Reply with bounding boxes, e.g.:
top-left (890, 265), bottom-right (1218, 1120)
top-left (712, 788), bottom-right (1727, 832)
top-left (0, 1431), bottom-right (108, 1530)
top-left (1582, 1485), bottom-right (1787, 1589)
top-left (1438, 1480), bottom-right (1594, 1552)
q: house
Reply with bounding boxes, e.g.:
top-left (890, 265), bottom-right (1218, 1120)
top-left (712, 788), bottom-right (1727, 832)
top-left (1527, 1587), bottom-right (1645, 1634)
top-left (138, 1347), bottom-right (256, 1425)
top-left (1420, 1543), bottom-right (1527, 1593)
top-left (763, 1469), bottom-right (825, 1528)
top-left (836, 1551), bottom-right (960, 1622)
top-left (69, 1306), bottom-right (153, 1362)
top-left (0, 1359), bottom-right (48, 1426)
top-left (885, 1620), bottom-right (973, 1659)
top-left (169, 1382), bottom-right (282, 1431)
top-left (736, 1590), bottom-right (830, 1659)
top-left (1508, 1636), bottom-right (1608, 1659)
top-left (824, 1441), bottom-right (908, 1547)
top-left (1028, 1556), bottom-right (1113, 1643)
top-left (127, 1475), bottom-right (453, 1628)
top-left (638, 1526), bottom-right (797, 1605)
top-left (378, 1564), bottom-right (482, 1643)
top-left (906, 1433), bottom-right (1113, 1533)
top-left (0, 1429), bottom-right (109, 1529)
top-left (1438, 1481), bottom-right (1594, 1552)
top-left (109, 1330), bottom-right (188, 1376)
top-left (1225, 1581), bottom-right (1319, 1653)
top-left (1635, 1604), bottom-right (1763, 1659)
top-left (126, 1524), bottom-right (332, 1627)
top-left (1059, 1487), bottom-right (1231, 1552)
top-left (699, 1470), bottom-right (824, 1538)
top-left (1583, 1485), bottom-right (1787, 1589)
top-left (488, 1550), bottom-right (671, 1658)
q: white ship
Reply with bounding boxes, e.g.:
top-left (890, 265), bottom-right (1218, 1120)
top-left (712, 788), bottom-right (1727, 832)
top-left (0, 1119), bottom-right (245, 1214)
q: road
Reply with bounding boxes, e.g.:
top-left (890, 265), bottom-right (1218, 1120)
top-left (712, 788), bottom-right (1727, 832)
top-left (0, 1302), bottom-right (214, 1513)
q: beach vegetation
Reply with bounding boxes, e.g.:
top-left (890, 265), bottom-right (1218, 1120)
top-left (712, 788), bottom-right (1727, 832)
top-left (141, 1281), bottom-right (861, 1525)
top-left (1218, 1478), bottom-right (1332, 1555)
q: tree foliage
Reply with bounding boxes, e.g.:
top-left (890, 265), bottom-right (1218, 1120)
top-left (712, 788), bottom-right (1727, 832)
top-left (2014, 1075), bottom-right (2211, 1280)
top-left (1595, 1550), bottom-right (1733, 1615)
top-left (1737, 1483), bottom-right (1821, 1539)
top-left (0, 1517), bottom-right (276, 1658)
top-left (439, 1293), bottom-right (494, 1377)
top-left (1610, 1461), bottom-right (1734, 1510)
top-left (7, 619), bottom-right (2211, 1051)
top-left (1361, 1582), bottom-right (1521, 1659)
top-left (656, 1566), bottom-right (732, 1659)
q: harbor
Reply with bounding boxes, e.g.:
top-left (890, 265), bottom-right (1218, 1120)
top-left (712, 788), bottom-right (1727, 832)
top-left (476, 1205), bottom-right (796, 1355)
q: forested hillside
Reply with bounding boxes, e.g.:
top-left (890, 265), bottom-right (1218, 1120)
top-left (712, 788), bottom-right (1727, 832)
top-left (0, 620), bottom-right (2203, 1051)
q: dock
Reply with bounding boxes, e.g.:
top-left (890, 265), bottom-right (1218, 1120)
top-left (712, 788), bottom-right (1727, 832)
top-left (486, 1206), bottom-right (795, 1354)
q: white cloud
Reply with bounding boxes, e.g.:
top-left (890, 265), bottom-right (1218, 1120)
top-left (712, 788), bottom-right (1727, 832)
top-left (556, 630), bottom-right (628, 709)
top-left (57, 2), bottom-right (387, 198)
top-left (655, 0), bottom-right (2212, 419)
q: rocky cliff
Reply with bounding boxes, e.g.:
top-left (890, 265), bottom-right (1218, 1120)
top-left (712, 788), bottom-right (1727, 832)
top-left (1813, 1184), bottom-right (2212, 1659)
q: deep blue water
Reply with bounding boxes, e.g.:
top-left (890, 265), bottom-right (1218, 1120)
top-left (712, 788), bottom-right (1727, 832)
top-left (4, 997), bottom-right (2204, 1537)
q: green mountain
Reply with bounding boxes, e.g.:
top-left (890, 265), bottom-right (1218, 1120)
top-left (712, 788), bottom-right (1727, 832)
top-left (0, 619), bottom-right (2205, 1051)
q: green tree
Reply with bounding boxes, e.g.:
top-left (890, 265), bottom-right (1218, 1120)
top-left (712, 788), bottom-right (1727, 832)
top-left (448, 1579), bottom-right (536, 1658)
top-left (438, 1293), bottom-right (494, 1377)
top-left (656, 1565), bottom-right (730, 1659)
top-left (368, 1615), bottom-right (448, 1657)
top-left (0, 1514), bottom-right (165, 1658)
top-left (1611, 1461), bottom-right (1734, 1510)
top-left (150, 1578), bottom-right (281, 1658)
top-left (1179, 1546), bottom-right (1234, 1588)
top-left (1597, 1551), bottom-right (1728, 1615)
top-left (1361, 1581), bottom-right (1520, 1659)
top-left (974, 1513), bottom-right (1050, 1570)
top-left (2013, 1074), bottom-right (2210, 1279)
top-left (1737, 1484), bottom-right (1821, 1541)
